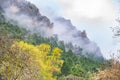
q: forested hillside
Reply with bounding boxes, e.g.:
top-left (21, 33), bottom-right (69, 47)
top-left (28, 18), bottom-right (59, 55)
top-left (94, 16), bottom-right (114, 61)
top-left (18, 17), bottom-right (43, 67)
top-left (1, 0), bottom-right (120, 80)
top-left (0, 10), bottom-right (120, 80)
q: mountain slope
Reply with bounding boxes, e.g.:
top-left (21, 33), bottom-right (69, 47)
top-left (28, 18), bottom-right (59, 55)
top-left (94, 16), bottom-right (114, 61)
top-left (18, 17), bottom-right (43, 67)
top-left (0, 0), bottom-right (103, 58)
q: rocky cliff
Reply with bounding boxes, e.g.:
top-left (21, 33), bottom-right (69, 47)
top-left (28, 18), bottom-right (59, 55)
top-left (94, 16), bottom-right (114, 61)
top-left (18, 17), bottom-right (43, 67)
top-left (0, 0), bottom-right (103, 59)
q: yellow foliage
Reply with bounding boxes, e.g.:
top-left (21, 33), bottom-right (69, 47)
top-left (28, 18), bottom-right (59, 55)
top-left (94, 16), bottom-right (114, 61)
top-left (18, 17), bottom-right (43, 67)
top-left (53, 47), bottom-right (63, 57)
top-left (12, 41), bottom-right (64, 80)
top-left (37, 43), bottom-right (51, 53)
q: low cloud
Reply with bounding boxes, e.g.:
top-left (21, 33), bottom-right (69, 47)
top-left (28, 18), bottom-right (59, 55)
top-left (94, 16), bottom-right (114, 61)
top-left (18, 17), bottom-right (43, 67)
top-left (57, 0), bottom-right (118, 24)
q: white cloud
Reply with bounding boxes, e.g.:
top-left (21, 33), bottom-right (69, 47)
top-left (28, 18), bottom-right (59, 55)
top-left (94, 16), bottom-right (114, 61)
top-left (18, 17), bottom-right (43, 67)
top-left (26, 0), bottom-right (117, 24)
top-left (26, 0), bottom-right (119, 58)
top-left (57, 0), bottom-right (118, 24)
top-left (56, 0), bottom-right (119, 59)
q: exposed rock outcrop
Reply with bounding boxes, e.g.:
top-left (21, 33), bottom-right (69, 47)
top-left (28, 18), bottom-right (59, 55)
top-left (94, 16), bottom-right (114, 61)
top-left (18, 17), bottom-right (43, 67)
top-left (0, 0), bottom-right (103, 59)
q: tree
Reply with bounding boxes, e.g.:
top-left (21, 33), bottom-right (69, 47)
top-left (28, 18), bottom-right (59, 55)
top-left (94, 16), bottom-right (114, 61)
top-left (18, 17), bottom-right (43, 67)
top-left (0, 39), bottom-right (64, 80)
top-left (94, 58), bottom-right (120, 80)
top-left (12, 41), bottom-right (64, 80)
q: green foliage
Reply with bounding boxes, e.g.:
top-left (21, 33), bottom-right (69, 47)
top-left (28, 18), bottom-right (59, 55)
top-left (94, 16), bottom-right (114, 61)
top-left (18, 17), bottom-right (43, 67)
top-left (70, 64), bottom-right (85, 77)
top-left (60, 50), bottom-right (101, 79)
top-left (61, 57), bottom-right (74, 75)
top-left (0, 21), bottom-right (27, 39)
top-left (0, 14), bottom-right (106, 80)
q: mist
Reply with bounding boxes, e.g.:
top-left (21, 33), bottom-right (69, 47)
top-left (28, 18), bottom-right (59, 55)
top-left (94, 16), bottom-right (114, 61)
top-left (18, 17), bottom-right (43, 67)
top-left (0, 0), bottom-right (103, 58)
top-left (26, 0), bottom-right (120, 59)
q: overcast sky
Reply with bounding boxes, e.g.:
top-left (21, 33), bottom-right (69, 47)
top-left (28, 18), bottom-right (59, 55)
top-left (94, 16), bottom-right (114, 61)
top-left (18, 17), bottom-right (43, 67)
top-left (26, 0), bottom-right (120, 59)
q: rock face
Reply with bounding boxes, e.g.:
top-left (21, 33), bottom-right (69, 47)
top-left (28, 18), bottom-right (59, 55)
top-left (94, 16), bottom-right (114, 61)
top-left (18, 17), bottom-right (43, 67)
top-left (0, 0), bottom-right (103, 59)
top-left (0, 0), bottom-right (53, 37)
top-left (54, 17), bottom-right (103, 58)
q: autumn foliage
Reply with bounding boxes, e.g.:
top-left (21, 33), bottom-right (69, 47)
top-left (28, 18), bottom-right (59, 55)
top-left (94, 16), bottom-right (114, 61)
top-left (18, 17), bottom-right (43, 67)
top-left (1, 14), bottom-right (120, 80)
top-left (94, 58), bottom-right (120, 80)
top-left (0, 39), bottom-right (63, 80)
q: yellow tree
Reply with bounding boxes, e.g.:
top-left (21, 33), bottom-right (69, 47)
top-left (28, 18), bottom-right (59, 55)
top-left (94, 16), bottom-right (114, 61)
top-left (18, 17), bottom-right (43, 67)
top-left (12, 41), bottom-right (64, 80)
top-left (0, 38), bottom-right (31, 80)
top-left (0, 39), bottom-right (64, 80)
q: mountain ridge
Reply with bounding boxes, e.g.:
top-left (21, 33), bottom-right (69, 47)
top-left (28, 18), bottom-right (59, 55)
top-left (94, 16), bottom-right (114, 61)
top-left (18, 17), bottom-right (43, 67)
top-left (0, 0), bottom-right (103, 59)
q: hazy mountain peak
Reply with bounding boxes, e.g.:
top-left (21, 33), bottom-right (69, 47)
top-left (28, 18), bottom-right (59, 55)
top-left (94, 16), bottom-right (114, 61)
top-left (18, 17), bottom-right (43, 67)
top-left (0, 0), bottom-right (103, 59)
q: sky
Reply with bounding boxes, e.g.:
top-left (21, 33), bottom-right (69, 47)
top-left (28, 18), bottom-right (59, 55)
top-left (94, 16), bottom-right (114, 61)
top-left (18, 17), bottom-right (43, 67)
top-left (26, 0), bottom-right (120, 59)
